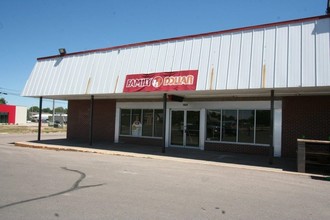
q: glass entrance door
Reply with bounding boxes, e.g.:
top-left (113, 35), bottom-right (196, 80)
top-left (170, 110), bottom-right (200, 148)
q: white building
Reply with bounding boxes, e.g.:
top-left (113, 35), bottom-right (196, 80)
top-left (22, 15), bottom-right (330, 158)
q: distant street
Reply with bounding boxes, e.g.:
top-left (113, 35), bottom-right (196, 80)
top-left (0, 133), bottom-right (330, 219)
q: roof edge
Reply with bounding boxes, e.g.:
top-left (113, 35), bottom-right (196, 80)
top-left (37, 14), bottom-right (330, 61)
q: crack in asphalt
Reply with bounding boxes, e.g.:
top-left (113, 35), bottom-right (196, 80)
top-left (0, 167), bottom-right (105, 209)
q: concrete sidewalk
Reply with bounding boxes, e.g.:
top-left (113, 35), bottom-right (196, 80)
top-left (14, 138), bottom-right (303, 175)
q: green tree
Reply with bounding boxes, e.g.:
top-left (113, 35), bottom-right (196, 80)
top-left (28, 106), bottom-right (39, 112)
top-left (55, 107), bottom-right (66, 113)
top-left (42, 108), bottom-right (52, 113)
top-left (0, 97), bottom-right (7, 104)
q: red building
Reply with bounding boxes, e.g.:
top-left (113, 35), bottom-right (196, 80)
top-left (0, 104), bottom-right (27, 124)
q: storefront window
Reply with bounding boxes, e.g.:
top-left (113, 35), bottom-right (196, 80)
top-left (256, 110), bottom-right (271, 144)
top-left (120, 109), bottom-right (131, 135)
top-left (206, 110), bottom-right (221, 141)
top-left (238, 110), bottom-right (254, 143)
top-left (120, 108), bottom-right (163, 138)
top-left (206, 109), bottom-right (271, 145)
top-left (222, 110), bottom-right (237, 142)
top-left (142, 109), bottom-right (153, 136)
top-left (154, 109), bottom-right (163, 137)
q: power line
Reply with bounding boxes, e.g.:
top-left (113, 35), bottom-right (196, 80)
top-left (0, 91), bottom-right (20, 96)
top-left (0, 86), bottom-right (21, 93)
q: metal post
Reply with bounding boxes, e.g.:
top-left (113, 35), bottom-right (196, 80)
top-left (269, 90), bottom-right (274, 164)
top-left (37, 97), bottom-right (43, 141)
top-left (297, 140), bottom-right (306, 172)
top-left (162, 93), bottom-right (167, 153)
top-left (52, 99), bottom-right (55, 126)
top-left (89, 95), bottom-right (94, 146)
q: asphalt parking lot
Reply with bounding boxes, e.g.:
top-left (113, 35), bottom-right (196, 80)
top-left (1, 133), bottom-right (330, 219)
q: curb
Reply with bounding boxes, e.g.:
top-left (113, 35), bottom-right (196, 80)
top-left (14, 141), bottom-right (321, 177)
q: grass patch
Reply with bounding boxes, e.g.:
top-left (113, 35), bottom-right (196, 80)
top-left (0, 124), bottom-right (67, 134)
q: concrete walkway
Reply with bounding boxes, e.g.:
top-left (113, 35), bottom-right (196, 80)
top-left (14, 138), bottom-right (304, 175)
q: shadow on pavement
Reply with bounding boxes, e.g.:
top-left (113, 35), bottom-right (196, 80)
top-left (29, 138), bottom-right (297, 172)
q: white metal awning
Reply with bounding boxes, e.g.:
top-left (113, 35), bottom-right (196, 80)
top-left (22, 15), bottom-right (330, 100)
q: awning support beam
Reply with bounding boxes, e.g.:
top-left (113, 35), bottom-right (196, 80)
top-left (269, 90), bottom-right (274, 164)
top-left (162, 93), bottom-right (167, 153)
top-left (89, 95), bottom-right (94, 146)
top-left (37, 97), bottom-right (43, 141)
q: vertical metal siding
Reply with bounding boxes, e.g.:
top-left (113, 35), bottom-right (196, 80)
top-left (197, 37), bottom-right (212, 90)
top-left (275, 26), bottom-right (289, 88)
top-left (22, 17), bottom-right (330, 97)
top-left (302, 21), bottom-right (316, 86)
top-left (156, 42), bottom-right (168, 71)
top-left (102, 50), bottom-right (117, 93)
top-left (206, 36), bottom-right (221, 90)
top-left (250, 30), bottom-right (264, 88)
top-left (238, 31), bottom-right (252, 89)
top-left (172, 40), bottom-right (184, 71)
top-left (111, 49), bottom-right (126, 93)
top-left (227, 33), bottom-right (241, 89)
top-left (181, 39), bottom-right (193, 70)
top-left (316, 18), bottom-right (330, 86)
top-left (263, 28), bottom-right (276, 88)
top-left (288, 24), bottom-right (302, 87)
top-left (164, 41), bottom-right (176, 71)
top-left (189, 38), bottom-right (202, 71)
top-left (217, 34), bottom-right (230, 90)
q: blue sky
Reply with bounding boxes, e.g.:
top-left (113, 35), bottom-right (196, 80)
top-left (0, 0), bottom-right (327, 108)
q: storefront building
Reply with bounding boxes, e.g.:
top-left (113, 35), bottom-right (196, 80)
top-left (0, 104), bottom-right (27, 124)
top-left (22, 15), bottom-right (330, 158)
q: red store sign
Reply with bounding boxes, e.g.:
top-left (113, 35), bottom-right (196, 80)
top-left (123, 70), bottom-right (198, 93)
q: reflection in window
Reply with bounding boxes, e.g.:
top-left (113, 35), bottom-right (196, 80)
top-left (120, 109), bottom-right (131, 135)
top-left (131, 109), bottom-right (142, 136)
top-left (120, 109), bottom-right (163, 138)
top-left (256, 110), bottom-right (271, 144)
top-left (154, 110), bottom-right (163, 137)
top-left (238, 110), bottom-right (254, 143)
top-left (222, 110), bottom-right (237, 142)
top-left (142, 109), bottom-right (153, 136)
top-left (206, 109), bottom-right (271, 145)
top-left (206, 110), bottom-right (221, 141)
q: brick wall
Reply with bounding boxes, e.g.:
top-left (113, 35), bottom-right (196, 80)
top-left (67, 99), bottom-right (116, 142)
top-left (282, 96), bottom-right (330, 158)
